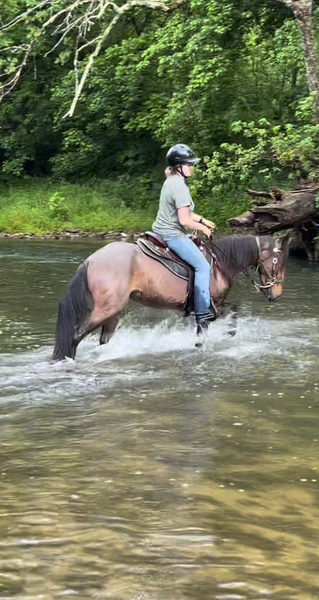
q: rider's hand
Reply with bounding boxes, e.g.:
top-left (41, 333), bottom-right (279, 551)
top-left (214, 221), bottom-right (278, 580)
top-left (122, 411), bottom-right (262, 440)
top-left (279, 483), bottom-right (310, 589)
top-left (205, 219), bottom-right (216, 231)
top-left (203, 226), bottom-right (212, 237)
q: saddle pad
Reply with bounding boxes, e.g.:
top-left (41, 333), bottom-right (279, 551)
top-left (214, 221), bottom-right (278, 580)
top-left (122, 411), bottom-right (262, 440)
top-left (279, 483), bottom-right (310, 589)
top-left (136, 238), bottom-right (191, 280)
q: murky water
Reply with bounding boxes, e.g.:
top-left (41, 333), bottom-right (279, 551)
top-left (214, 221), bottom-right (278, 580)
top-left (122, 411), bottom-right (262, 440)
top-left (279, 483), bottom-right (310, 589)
top-left (0, 239), bottom-right (319, 600)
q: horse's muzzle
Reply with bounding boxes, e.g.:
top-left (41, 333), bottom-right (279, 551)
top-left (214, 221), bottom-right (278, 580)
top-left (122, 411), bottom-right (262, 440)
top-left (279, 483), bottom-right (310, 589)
top-left (268, 284), bottom-right (283, 302)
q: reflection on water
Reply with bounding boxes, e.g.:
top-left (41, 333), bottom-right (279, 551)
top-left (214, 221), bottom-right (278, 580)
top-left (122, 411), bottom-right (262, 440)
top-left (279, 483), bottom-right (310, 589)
top-left (0, 240), bottom-right (319, 599)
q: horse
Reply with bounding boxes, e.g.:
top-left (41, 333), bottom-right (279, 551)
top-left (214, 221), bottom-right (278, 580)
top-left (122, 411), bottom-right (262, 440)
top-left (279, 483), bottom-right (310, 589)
top-left (52, 234), bottom-right (290, 361)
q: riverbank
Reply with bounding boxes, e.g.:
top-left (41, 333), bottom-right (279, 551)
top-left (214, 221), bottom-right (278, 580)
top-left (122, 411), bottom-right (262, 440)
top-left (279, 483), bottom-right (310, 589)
top-left (0, 230), bottom-right (139, 241)
top-left (0, 176), bottom-right (249, 237)
top-left (0, 177), bottom-right (159, 236)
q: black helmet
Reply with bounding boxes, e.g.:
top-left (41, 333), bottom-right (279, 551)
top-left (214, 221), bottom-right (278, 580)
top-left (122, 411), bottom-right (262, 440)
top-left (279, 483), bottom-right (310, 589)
top-left (166, 143), bottom-right (200, 166)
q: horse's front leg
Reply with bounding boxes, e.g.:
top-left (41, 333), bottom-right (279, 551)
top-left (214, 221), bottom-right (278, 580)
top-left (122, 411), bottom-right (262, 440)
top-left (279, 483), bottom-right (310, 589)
top-left (227, 302), bottom-right (238, 337)
top-left (218, 301), bottom-right (238, 337)
top-left (196, 320), bottom-right (209, 337)
top-left (195, 316), bottom-right (213, 346)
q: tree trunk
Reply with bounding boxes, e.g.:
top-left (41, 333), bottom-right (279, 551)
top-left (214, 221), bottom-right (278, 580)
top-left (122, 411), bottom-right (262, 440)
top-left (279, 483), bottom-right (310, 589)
top-left (275, 0), bottom-right (319, 121)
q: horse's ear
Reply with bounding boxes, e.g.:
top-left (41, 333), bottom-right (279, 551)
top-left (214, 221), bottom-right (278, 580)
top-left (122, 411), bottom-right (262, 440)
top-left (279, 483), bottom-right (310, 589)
top-left (274, 233), bottom-right (290, 249)
top-left (280, 233), bottom-right (291, 249)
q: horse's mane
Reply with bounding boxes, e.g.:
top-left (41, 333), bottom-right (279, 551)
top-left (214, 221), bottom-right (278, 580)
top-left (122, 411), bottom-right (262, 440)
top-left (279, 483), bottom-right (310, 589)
top-left (207, 235), bottom-right (261, 271)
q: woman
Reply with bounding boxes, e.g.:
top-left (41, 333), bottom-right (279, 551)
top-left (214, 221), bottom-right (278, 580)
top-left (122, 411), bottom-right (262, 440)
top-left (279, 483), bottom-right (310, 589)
top-left (152, 143), bottom-right (217, 327)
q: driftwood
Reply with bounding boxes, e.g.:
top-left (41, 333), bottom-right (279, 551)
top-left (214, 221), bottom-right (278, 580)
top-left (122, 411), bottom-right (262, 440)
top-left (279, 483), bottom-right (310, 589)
top-left (230, 186), bottom-right (319, 261)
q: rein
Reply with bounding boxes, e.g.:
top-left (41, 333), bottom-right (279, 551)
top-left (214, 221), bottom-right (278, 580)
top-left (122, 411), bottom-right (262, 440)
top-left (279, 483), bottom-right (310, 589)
top-left (207, 235), bottom-right (283, 294)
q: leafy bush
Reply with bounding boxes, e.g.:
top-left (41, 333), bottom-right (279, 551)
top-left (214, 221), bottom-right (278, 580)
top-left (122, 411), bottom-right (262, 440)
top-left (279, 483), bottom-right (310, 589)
top-left (0, 177), bottom-right (159, 233)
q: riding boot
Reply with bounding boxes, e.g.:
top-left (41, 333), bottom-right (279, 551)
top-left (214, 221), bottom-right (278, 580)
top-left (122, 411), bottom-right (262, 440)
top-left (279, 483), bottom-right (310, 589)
top-left (196, 300), bottom-right (217, 328)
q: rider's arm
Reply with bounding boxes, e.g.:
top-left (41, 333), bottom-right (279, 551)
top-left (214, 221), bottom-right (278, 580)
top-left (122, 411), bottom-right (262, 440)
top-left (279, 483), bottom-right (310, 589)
top-left (172, 176), bottom-right (212, 235)
top-left (191, 212), bottom-right (215, 230)
top-left (178, 207), bottom-right (211, 236)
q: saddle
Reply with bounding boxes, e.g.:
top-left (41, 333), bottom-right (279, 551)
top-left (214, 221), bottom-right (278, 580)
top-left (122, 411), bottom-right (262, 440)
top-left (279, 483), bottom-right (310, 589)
top-left (136, 232), bottom-right (219, 312)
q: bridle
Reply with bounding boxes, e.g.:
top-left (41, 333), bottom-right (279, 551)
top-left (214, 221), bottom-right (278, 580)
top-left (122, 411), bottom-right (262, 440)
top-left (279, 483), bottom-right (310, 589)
top-left (205, 235), bottom-right (284, 295)
top-left (254, 236), bottom-right (284, 293)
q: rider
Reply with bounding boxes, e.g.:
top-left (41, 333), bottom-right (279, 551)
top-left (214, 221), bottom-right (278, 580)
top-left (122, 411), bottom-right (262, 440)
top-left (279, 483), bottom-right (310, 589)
top-left (152, 143), bottom-right (217, 327)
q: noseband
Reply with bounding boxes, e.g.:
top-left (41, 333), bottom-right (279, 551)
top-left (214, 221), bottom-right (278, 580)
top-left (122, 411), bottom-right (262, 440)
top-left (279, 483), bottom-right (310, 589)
top-left (254, 236), bottom-right (284, 292)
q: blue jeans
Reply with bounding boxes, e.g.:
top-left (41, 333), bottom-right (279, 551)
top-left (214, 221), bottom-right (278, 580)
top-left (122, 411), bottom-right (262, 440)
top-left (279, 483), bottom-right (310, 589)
top-left (161, 233), bottom-right (211, 316)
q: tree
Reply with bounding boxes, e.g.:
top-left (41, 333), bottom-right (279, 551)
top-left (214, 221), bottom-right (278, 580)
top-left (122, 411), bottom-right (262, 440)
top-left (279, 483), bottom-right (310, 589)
top-left (0, 0), bottom-right (313, 182)
top-left (274, 0), bottom-right (319, 121)
top-left (0, 0), bottom-right (187, 118)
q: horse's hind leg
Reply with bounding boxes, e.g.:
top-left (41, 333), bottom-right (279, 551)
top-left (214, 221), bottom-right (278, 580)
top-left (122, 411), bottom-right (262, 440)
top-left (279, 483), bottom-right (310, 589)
top-left (79, 293), bottom-right (129, 345)
top-left (100, 313), bottom-right (121, 345)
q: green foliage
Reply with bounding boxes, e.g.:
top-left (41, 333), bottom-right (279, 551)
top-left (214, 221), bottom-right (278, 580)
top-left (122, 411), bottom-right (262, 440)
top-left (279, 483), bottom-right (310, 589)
top-left (0, 176), bottom-right (160, 233)
top-left (0, 0), bottom-right (317, 230)
top-left (189, 167), bottom-right (251, 230)
top-left (48, 192), bottom-right (69, 222)
top-left (199, 94), bottom-right (319, 196)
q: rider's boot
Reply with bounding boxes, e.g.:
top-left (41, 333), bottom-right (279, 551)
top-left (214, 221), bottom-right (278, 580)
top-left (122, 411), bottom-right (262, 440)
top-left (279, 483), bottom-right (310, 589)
top-left (196, 301), bottom-right (217, 335)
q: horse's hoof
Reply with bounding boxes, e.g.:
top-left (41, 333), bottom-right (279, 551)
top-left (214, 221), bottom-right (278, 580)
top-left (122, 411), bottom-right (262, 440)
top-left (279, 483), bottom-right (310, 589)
top-left (228, 330), bottom-right (236, 337)
top-left (196, 323), bottom-right (209, 336)
top-left (195, 341), bottom-right (203, 348)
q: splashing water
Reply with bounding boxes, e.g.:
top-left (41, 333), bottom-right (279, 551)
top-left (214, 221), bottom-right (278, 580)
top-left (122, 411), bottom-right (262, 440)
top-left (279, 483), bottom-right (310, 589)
top-left (0, 241), bottom-right (319, 600)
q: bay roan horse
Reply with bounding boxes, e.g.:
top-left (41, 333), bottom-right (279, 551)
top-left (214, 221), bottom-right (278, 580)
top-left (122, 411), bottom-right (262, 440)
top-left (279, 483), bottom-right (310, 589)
top-left (52, 234), bottom-right (289, 361)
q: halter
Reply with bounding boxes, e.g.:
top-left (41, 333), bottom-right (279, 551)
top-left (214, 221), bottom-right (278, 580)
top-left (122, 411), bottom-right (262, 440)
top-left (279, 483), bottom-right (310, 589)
top-left (253, 236), bottom-right (284, 292)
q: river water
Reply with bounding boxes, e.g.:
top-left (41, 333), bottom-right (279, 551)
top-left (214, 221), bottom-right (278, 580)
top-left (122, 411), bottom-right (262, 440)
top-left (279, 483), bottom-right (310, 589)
top-left (0, 239), bottom-right (318, 600)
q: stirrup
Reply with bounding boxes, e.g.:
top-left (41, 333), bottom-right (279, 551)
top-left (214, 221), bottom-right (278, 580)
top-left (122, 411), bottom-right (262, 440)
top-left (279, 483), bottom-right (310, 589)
top-left (196, 309), bottom-right (217, 325)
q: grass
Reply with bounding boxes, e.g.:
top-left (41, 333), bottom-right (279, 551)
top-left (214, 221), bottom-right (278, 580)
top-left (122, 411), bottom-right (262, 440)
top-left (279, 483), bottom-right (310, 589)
top-left (0, 176), bottom-right (160, 234)
top-left (0, 174), bottom-right (254, 235)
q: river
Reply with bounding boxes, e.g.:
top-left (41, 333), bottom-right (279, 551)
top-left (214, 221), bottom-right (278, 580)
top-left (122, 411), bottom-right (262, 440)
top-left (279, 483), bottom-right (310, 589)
top-left (0, 239), bottom-right (318, 600)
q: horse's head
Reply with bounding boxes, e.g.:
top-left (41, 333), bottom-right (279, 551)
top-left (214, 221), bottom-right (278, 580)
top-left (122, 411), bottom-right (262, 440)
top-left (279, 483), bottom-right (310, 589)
top-left (256, 235), bottom-right (290, 302)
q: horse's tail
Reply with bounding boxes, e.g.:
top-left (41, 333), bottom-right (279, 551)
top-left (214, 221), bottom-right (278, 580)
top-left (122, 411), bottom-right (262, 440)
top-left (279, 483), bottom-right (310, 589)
top-left (52, 262), bottom-right (94, 361)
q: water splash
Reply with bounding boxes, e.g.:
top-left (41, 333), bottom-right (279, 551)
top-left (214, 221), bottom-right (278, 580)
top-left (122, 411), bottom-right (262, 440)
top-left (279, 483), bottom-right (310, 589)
top-left (0, 313), bottom-right (316, 406)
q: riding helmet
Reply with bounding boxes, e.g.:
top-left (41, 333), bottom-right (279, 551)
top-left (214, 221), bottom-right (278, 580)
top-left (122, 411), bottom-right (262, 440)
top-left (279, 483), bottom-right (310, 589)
top-left (166, 144), bottom-right (200, 166)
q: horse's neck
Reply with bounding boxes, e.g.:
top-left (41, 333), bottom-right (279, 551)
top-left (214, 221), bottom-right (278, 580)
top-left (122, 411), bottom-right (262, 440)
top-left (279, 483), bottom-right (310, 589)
top-left (226, 236), bottom-right (259, 276)
top-left (245, 236), bottom-right (259, 269)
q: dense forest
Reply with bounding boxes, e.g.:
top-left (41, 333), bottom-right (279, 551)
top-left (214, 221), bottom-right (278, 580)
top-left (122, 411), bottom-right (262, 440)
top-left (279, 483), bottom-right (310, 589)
top-left (1, 0), bottom-right (319, 233)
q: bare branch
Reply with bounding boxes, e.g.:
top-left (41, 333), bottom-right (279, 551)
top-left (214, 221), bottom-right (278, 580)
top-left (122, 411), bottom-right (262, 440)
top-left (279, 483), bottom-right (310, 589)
top-left (64, 10), bottom-right (122, 117)
top-left (123, 0), bottom-right (187, 11)
top-left (0, 0), bottom-right (188, 114)
top-left (245, 189), bottom-right (272, 198)
top-left (0, 0), bottom-right (101, 99)
top-left (251, 199), bottom-right (270, 206)
top-left (274, 0), bottom-right (294, 7)
top-left (272, 0), bottom-right (312, 9)
top-left (65, 0), bottom-right (188, 116)
top-left (1, 0), bottom-right (51, 32)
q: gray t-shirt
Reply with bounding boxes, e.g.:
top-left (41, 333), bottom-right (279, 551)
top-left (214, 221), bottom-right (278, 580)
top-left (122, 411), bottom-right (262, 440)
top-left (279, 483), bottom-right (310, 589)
top-left (152, 175), bottom-right (195, 236)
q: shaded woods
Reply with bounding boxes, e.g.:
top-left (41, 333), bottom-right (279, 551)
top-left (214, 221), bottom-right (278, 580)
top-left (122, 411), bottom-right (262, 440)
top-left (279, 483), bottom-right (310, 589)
top-left (1, 0), bottom-right (319, 248)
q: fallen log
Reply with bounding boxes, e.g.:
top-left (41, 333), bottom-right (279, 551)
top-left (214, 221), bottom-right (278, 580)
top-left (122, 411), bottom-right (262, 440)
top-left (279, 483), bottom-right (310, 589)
top-left (230, 186), bottom-right (319, 261)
